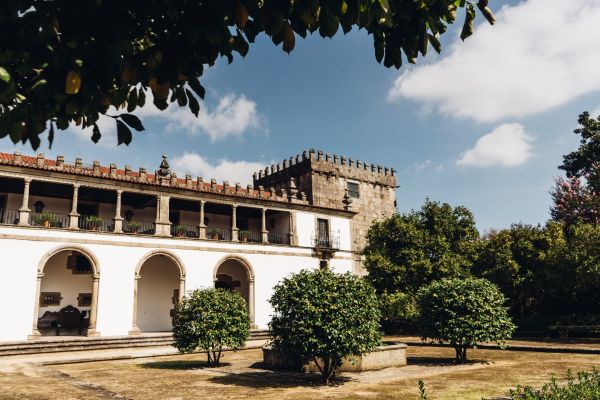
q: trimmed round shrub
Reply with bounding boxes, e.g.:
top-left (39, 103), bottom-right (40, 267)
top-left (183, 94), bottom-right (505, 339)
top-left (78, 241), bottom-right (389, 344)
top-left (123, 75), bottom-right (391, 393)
top-left (173, 288), bottom-right (249, 366)
top-left (269, 269), bottom-right (381, 383)
top-left (417, 277), bottom-right (515, 363)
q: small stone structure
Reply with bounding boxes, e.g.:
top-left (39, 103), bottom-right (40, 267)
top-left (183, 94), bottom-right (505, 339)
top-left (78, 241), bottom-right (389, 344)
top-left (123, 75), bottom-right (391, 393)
top-left (262, 342), bottom-right (407, 372)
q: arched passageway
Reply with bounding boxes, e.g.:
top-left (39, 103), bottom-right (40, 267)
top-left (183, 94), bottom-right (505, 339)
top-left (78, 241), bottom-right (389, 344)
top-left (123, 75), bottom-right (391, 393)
top-left (214, 257), bottom-right (255, 327)
top-left (31, 247), bottom-right (99, 338)
top-left (131, 252), bottom-right (185, 334)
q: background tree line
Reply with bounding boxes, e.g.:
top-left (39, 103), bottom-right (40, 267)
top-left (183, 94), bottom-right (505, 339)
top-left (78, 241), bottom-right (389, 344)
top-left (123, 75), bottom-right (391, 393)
top-left (365, 112), bottom-right (600, 332)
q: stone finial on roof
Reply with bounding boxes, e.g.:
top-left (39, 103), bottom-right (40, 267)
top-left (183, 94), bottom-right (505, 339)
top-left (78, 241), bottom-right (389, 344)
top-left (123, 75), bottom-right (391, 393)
top-left (125, 165), bottom-right (132, 177)
top-left (258, 186), bottom-right (264, 196)
top-left (75, 157), bottom-right (82, 170)
top-left (235, 182), bottom-right (241, 193)
top-left (13, 151), bottom-right (22, 164)
top-left (56, 155), bottom-right (64, 169)
top-left (110, 163), bottom-right (117, 177)
top-left (210, 179), bottom-right (217, 190)
top-left (246, 184), bottom-right (253, 193)
top-left (288, 177), bottom-right (298, 198)
top-left (222, 181), bottom-right (229, 193)
top-left (342, 188), bottom-right (353, 211)
top-left (139, 167), bottom-right (147, 181)
top-left (36, 153), bottom-right (45, 167)
top-left (170, 173), bottom-right (178, 187)
top-left (157, 155), bottom-right (170, 178)
top-left (93, 161), bottom-right (101, 175)
top-left (186, 174), bottom-right (193, 188)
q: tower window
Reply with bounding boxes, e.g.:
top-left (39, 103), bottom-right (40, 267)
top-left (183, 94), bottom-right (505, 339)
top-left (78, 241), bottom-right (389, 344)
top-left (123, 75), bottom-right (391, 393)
top-left (347, 182), bottom-right (360, 198)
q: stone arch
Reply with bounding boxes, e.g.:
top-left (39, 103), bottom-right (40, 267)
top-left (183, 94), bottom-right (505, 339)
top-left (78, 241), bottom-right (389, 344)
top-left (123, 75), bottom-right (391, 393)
top-left (213, 255), bottom-right (255, 328)
top-left (130, 250), bottom-right (186, 334)
top-left (30, 245), bottom-right (100, 339)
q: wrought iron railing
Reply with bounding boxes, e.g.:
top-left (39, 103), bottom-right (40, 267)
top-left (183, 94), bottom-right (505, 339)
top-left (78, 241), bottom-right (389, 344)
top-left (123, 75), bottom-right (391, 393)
top-left (124, 220), bottom-right (155, 235)
top-left (312, 231), bottom-right (340, 249)
top-left (30, 211), bottom-right (70, 228)
top-left (79, 215), bottom-right (113, 232)
top-left (240, 230), bottom-right (261, 243)
top-left (0, 208), bottom-right (20, 225)
top-left (171, 224), bottom-right (199, 238)
top-left (206, 226), bottom-right (230, 241)
top-left (268, 232), bottom-right (290, 245)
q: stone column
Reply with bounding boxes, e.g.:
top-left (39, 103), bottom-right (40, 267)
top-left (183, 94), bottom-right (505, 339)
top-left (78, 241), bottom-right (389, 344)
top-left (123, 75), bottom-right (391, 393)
top-left (129, 274), bottom-right (141, 335)
top-left (179, 277), bottom-right (186, 300)
top-left (69, 184), bottom-right (80, 229)
top-left (154, 195), bottom-right (171, 237)
top-left (87, 274), bottom-right (100, 336)
top-left (113, 190), bottom-right (123, 233)
top-left (198, 200), bottom-right (206, 239)
top-left (248, 278), bottom-right (256, 329)
top-left (28, 271), bottom-right (44, 339)
top-left (231, 203), bottom-right (239, 242)
top-left (18, 178), bottom-right (32, 226)
top-left (261, 207), bottom-right (269, 243)
top-left (288, 211), bottom-right (296, 246)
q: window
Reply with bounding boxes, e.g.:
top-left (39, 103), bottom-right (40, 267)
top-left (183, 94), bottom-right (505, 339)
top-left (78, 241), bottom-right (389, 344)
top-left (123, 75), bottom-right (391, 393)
top-left (316, 218), bottom-right (329, 246)
top-left (347, 181), bottom-right (359, 198)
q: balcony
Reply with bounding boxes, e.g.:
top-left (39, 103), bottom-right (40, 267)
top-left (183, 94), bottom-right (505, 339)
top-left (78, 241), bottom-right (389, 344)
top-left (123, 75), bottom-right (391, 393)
top-left (312, 231), bottom-right (340, 249)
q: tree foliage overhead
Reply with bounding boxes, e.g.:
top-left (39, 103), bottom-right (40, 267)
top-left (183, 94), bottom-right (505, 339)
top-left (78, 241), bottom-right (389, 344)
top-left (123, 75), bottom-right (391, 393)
top-left (416, 277), bottom-right (515, 363)
top-left (560, 112), bottom-right (600, 191)
top-left (364, 199), bottom-right (479, 296)
top-left (0, 0), bottom-right (495, 149)
top-left (269, 269), bottom-right (381, 384)
top-left (172, 288), bottom-right (249, 367)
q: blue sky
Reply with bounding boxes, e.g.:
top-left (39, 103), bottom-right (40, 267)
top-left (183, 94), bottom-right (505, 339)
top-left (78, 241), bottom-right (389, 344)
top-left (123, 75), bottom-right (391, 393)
top-left (3, 0), bottom-right (600, 232)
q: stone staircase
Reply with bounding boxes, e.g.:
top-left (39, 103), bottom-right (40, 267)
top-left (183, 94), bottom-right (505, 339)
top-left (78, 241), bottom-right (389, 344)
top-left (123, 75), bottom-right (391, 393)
top-left (0, 330), bottom-right (271, 357)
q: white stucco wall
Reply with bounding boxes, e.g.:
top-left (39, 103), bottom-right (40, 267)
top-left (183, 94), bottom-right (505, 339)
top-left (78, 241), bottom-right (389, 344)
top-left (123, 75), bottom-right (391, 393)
top-left (0, 208), bottom-right (354, 342)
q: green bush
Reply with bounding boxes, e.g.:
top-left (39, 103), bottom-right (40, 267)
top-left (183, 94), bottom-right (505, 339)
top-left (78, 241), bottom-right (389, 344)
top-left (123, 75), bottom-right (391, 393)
top-left (32, 211), bottom-right (57, 226)
top-left (269, 269), bottom-right (381, 384)
top-left (510, 369), bottom-right (600, 399)
top-left (172, 288), bottom-right (249, 367)
top-left (417, 277), bottom-right (515, 363)
top-left (380, 291), bottom-right (418, 333)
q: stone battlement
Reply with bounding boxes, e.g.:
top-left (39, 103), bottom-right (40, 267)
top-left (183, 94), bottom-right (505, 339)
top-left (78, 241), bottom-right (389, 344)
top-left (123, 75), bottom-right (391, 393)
top-left (253, 149), bottom-right (396, 189)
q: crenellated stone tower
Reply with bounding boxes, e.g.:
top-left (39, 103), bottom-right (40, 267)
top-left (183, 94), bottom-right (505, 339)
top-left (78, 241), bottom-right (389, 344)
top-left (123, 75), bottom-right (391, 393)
top-left (253, 149), bottom-right (397, 274)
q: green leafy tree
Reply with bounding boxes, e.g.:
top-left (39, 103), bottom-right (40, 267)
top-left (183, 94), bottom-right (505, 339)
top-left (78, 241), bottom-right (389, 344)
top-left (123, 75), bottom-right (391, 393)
top-left (0, 1), bottom-right (495, 149)
top-left (364, 199), bottom-right (479, 296)
top-left (269, 269), bottom-right (381, 384)
top-left (560, 112), bottom-right (600, 191)
top-left (172, 288), bottom-right (249, 367)
top-left (379, 291), bottom-right (418, 333)
top-left (416, 277), bottom-right (515, 363)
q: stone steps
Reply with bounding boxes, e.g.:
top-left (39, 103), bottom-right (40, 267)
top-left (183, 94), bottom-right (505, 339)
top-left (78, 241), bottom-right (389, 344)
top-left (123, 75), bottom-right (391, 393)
top-left (0, 330), bottom-right (271, 357)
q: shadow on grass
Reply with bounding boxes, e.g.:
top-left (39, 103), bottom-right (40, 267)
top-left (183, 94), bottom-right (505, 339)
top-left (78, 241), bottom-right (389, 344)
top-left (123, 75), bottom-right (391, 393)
top-left (209, 364), bottom-right (352, 388)
top-left (142, 360), bottom-right (232, 370)
top-left (408, 356), bottom-right (491, 366)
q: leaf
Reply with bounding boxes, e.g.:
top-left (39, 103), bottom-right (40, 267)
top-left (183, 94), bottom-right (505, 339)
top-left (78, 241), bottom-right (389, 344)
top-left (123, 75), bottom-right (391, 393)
top-left (65, 70), bottom-right (82, 94)
top-left (282, 23), bottom-right (295, 53)
top-left (0, 67), bottom-right (10, 83)
top-left (120, 114), bottom-right (145, 131)
top-left (91, 123), bottom-right (101, 143)
top-left (188, 77), bottom-right (206, 99)
top-left (127, 89), bottom-right (138, 112)
top-left (460, 4), bottom-right (475, 41)
top-left (477, 4), bottom-right (496, 25)
top-left (48, 122), bottom-right (55, 149)
top-left (186, 89), bottom-right (200, 117)
top-left (428, 34), bottom-right (442, 53)
top-left (116, 119), bottom-right (132, 145)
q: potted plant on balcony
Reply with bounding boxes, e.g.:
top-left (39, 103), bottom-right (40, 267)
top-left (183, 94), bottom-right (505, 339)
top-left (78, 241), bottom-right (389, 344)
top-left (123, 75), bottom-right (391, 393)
top-left (84, 215), bottom-right (103, 231)
top-left (173, 225), bottom-right (187, 238)
top-left (127, 220), bottom-right (141, 234)
top-left (33, 211), bottom-right (57, 228)
top-left (207, 227), bottom-right (219, 240)
top-left (240, 230), bottom-right (250, 242)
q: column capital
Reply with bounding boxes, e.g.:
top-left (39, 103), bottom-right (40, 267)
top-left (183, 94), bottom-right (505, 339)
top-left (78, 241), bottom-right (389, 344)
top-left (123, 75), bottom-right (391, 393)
top-left (116, 189), bottom-right (123, 195)
top-left (23, 177), bottom-right (32, 184)
top-left (72, 183), bottom-right (80, 189)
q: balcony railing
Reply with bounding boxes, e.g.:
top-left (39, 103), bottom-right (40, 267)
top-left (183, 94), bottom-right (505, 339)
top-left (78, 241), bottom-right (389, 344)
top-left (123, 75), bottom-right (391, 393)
top-left (240, 230), bottom-right (261, 243)
top-left (30, 212), bottom-right (70, 228)
top-left (124, 220), bottom-right (155, 235)
top-left (0, 208), bottom-right (20, 225)
top-left (268, 232), bottom-right (290, 245)
top-left (206, 227), bottom-right (230, 241)
top-left (171, 224), bottom-right (199, 238)
top-left (79, 215), bottom-right (113, 232)
top-left (312, 231), bottom-right (340, 249)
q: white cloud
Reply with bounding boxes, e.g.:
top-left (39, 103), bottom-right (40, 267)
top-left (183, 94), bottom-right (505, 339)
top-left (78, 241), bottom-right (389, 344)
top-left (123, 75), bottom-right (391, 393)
top-left (413, 159), bottom-right (444, 173)
top-left (138, 93), bottom-right (267, 140)
top-left (170, 152), bottom-right (265, 186)
top-left (389, 0), bottom-right (600, 123)
top-left (457, 123), bottom-right (534, 167)
top-left (71, 92), bottom-right (267, 145)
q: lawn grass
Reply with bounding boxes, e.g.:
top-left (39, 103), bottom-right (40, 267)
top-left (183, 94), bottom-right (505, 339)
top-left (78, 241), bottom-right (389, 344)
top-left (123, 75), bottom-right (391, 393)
top-left (2, 344), bottom-right (600, 399)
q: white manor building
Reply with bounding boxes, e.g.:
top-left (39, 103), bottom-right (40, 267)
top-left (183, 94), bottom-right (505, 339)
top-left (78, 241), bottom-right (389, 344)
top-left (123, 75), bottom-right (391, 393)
top-left (0, 149), bottom-right (396, 342)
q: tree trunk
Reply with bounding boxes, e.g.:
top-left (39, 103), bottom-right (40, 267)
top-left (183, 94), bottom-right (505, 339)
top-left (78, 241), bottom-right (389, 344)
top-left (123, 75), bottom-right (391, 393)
top-left (454, 345), bottom-right (468, 363)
